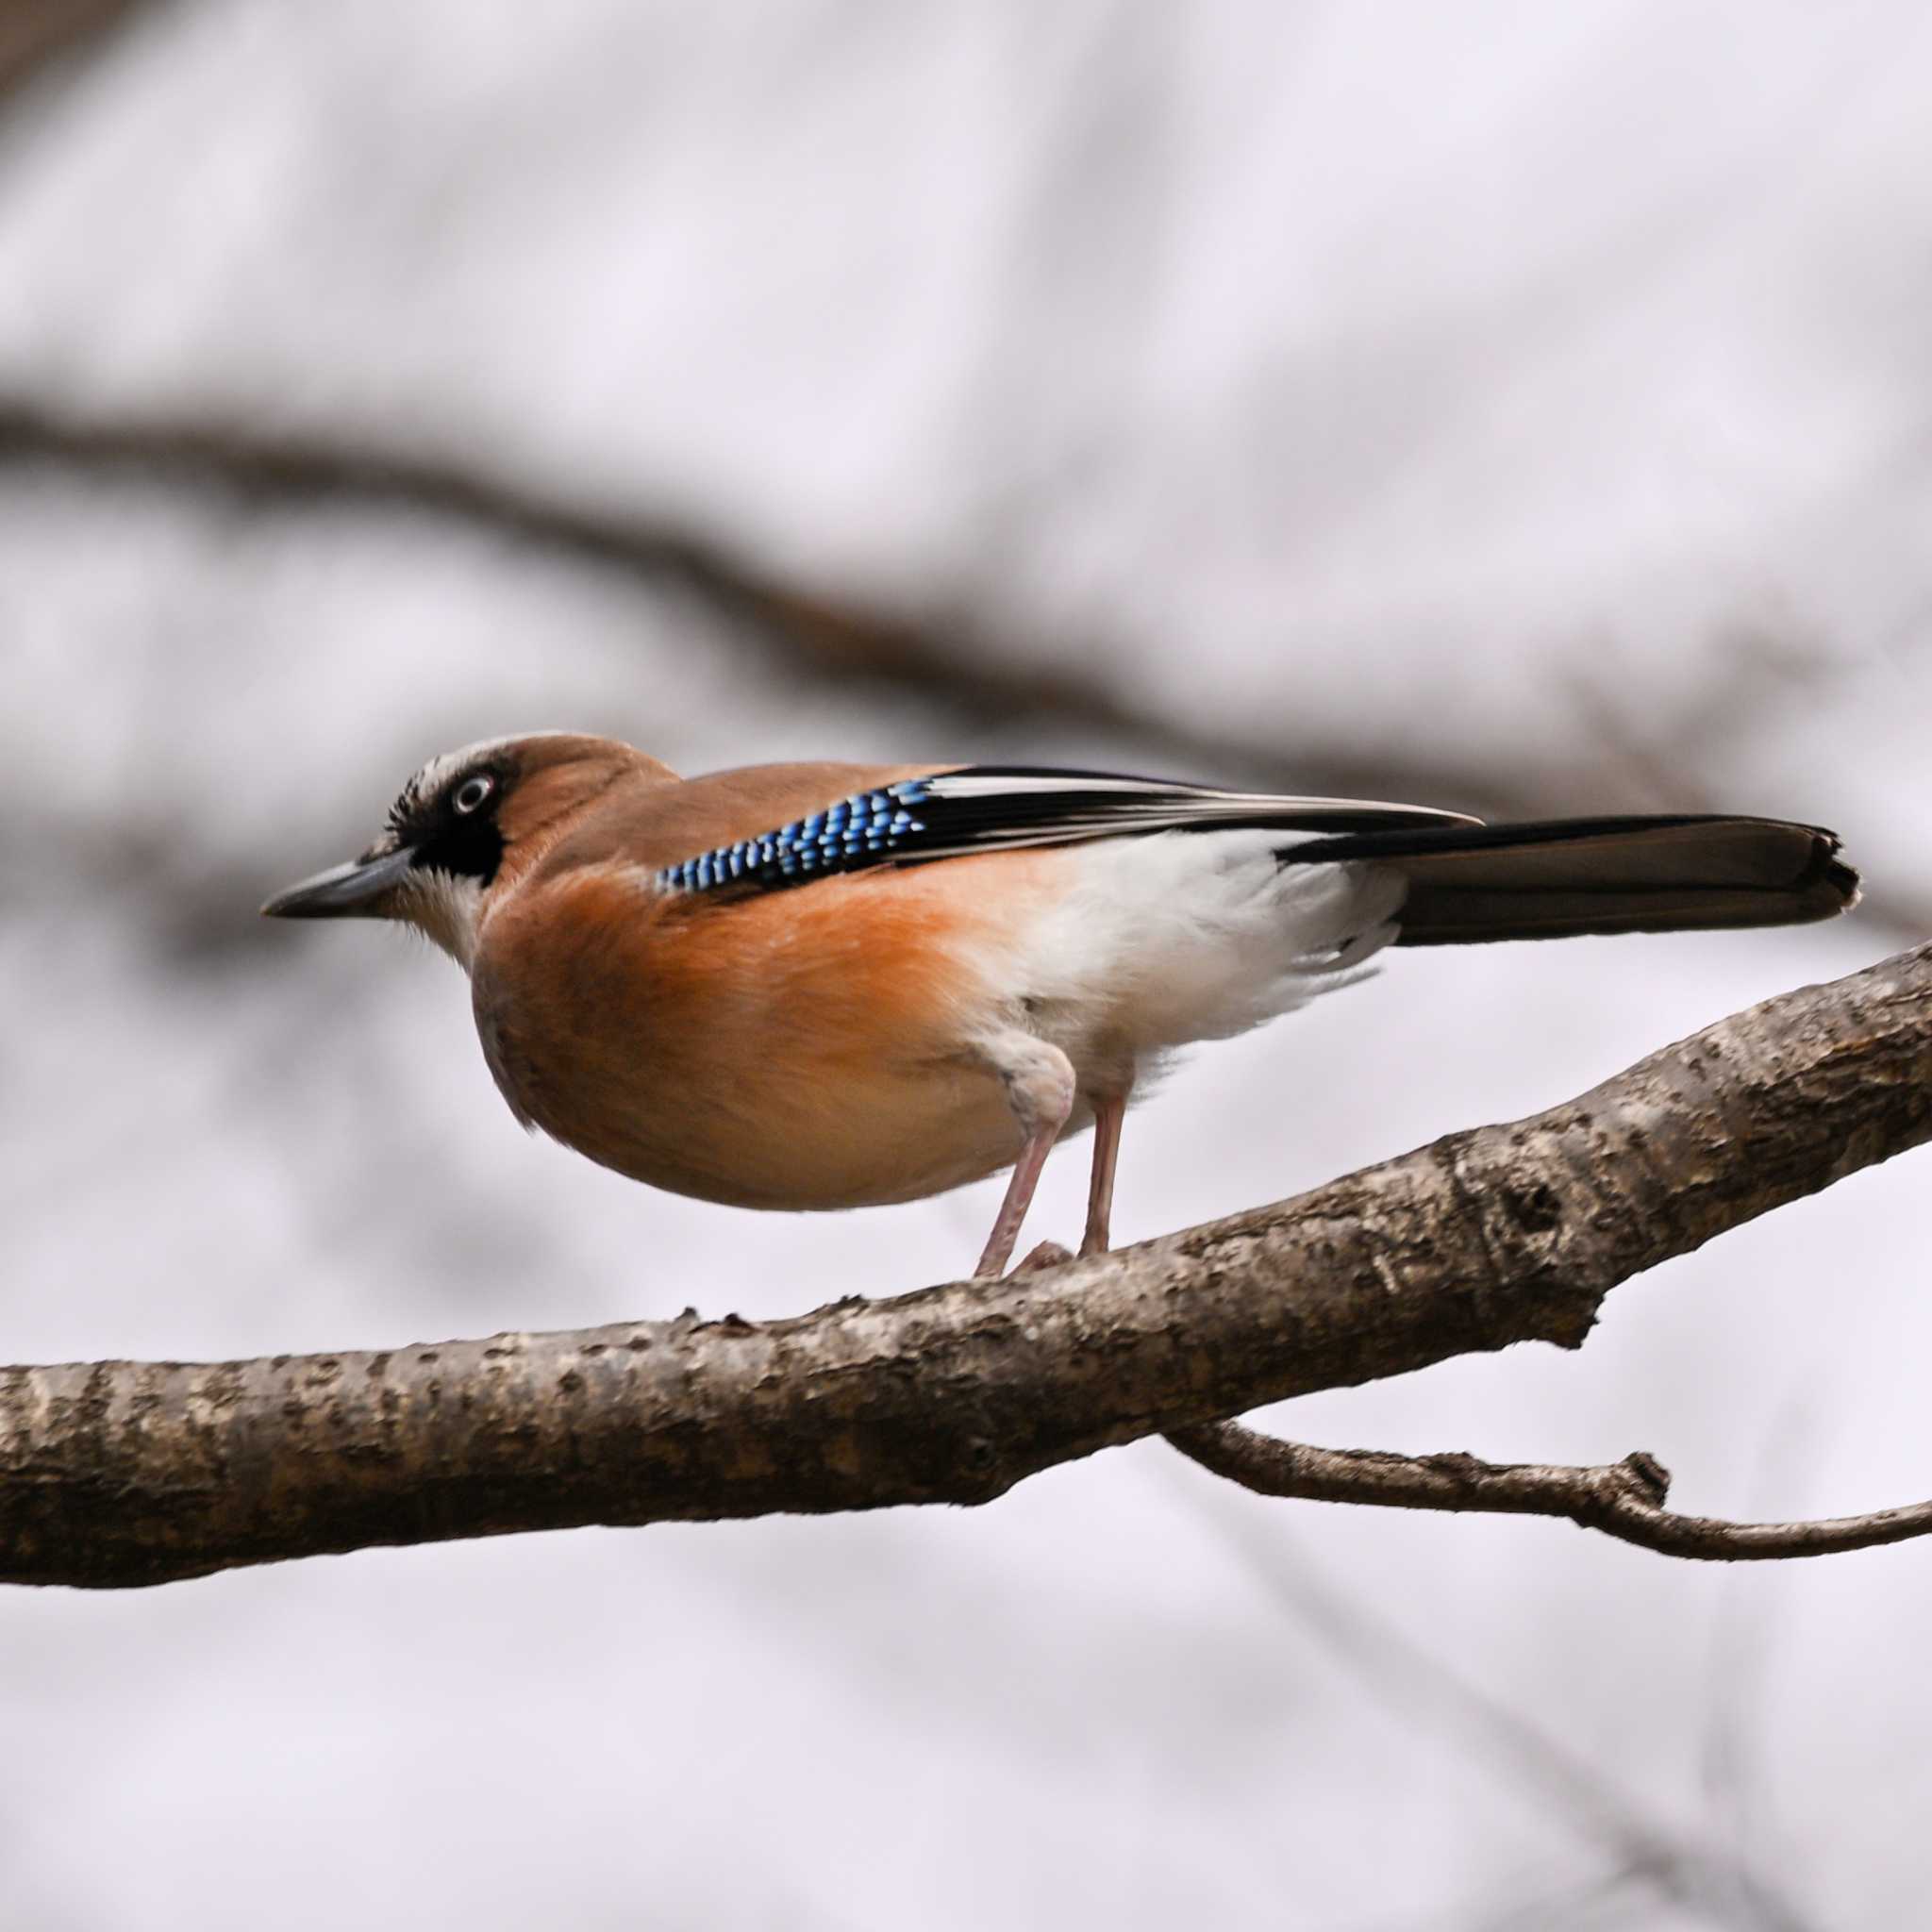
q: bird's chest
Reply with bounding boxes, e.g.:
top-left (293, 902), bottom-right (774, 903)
top-left (469, 878), bottom-right (1025, 1210)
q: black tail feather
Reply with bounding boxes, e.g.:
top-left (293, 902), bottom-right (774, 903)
top-left (1281, 815), bottom-right (1859, 945)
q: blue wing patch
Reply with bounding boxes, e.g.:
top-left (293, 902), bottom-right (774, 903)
top-left (655, 779), bottom-right (934, 895)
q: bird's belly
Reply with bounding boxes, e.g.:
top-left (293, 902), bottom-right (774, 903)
top-left (532, 1046), bottom-right (1030, 1210)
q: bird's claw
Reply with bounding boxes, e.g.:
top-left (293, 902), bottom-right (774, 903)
top-left (1013, 1239), bottom-right (1075, 1275)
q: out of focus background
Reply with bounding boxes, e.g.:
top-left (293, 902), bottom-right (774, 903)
top-left (4, 4), bottom-right (1929, 1926)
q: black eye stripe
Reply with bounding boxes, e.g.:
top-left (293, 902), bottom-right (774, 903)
top-left (408, 812), bottom-right (504, 886)
top-left (384, 763), bottom-right (509, 887)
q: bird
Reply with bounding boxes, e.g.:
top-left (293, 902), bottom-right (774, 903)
top-left (262, 732), bottom-right (1858, 1278)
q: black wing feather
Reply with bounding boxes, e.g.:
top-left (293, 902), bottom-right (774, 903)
top-left (654, 765), bottom-right (1474, 897)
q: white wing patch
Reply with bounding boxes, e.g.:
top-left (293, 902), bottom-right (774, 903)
top-left (957, 830), bottom-right (1407, 1084)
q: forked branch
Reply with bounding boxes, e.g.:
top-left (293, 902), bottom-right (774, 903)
top-left (0, 941), bottom-right (1927, 1590)
top-left (1167, 1421), bottom-right (1932, 1560)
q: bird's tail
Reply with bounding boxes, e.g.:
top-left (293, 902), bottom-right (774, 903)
top-left (1281, 815), bottom-right (1859, 946)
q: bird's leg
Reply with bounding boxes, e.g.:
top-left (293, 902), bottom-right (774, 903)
top-left (974, 1131), bottom-right (1059, 1279)
top-left (1082, 1087), bottom-right (1130, 1257)
top-left (974, 1033), bottom-right (1075, 1279)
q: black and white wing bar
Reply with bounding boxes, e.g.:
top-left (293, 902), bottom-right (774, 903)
top-left (654, 765), bottom-right (1479, 896)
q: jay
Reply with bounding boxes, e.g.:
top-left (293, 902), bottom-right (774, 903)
top-left (264, 733), bottom-right (1857, 1276)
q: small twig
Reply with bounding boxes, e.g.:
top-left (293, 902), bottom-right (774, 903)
top-left (1167, 1419), bottom-right (1932, 1562)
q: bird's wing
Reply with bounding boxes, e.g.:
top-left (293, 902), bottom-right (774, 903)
top-left (652, 763), bottom-right (1478, 896)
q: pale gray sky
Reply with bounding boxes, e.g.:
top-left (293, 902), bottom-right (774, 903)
top-left (3, 6), bottom-right (1928, 1927)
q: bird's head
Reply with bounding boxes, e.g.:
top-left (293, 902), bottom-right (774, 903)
top-left (262, 732), bottom-right (658, 966)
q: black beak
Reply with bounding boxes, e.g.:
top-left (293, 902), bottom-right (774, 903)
top-left (261, 846), bottom-right (419, 919)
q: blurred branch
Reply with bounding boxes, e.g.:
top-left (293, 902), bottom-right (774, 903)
top-left (1168, 1424), bottom-right (1932, 1562)
top-left (0, 399), bottom-right (1553, 813)
top-left (1186, 1483), bottom-right (1819, 1932)
top-left (0, 398), bottom-right (950, 708)
top-left (0, 0), bottom-right (148, 105)
top-left (1, 942), bottom-right (1927, 1589)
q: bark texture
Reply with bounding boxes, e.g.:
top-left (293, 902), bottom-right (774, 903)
top-left (3, 942), bottom-right (1927, 1590)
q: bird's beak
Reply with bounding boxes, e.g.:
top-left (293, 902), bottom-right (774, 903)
top-left (260, 845), bottom-right (419, 919)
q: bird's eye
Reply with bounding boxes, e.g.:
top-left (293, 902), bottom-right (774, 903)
top-left (452, 774), bottom-right (494, 816)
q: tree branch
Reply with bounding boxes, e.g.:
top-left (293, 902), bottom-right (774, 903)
top-left (1167, 1421), bottom-right (1932, 1561)
top-left (2, 941), bottom-right (1927, 1590)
